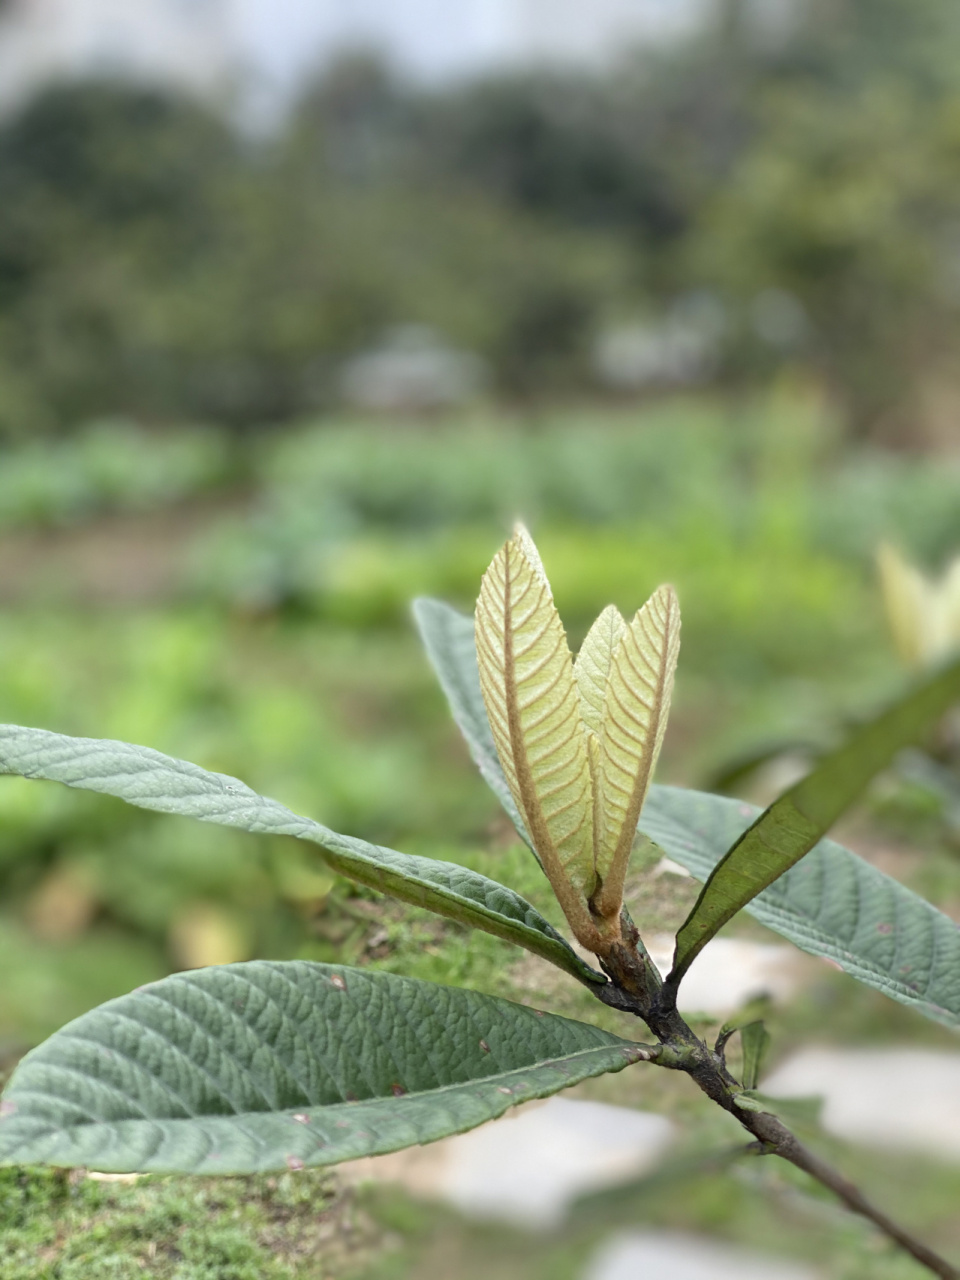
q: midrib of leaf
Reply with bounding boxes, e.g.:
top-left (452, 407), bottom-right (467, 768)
top-left (28, 1044), bottom-right (631, 1123)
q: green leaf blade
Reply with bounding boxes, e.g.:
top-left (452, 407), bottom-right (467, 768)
top-left (0, 962), bottom-right (646, 1174)
top-left (668, 655), bottom-right (960, 988)
top-left (642, 785), bottom-right (960, 1030)
top-left (0, 724), bottom-right (602, 987)
top-left (414, 598), bottom-right (532, 847)
top-left (413, 597), bottom-right (532, 847)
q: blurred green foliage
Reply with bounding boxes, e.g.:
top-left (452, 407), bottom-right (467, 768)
top-left (0, 393), bottom-right (959, 1053)
top-left (2, 5), bottom-right (960, 1269)
top-left (0, 419), bottom-right (230, 530)
top-left (4, 0), bottom-right (960, 434)
top-left (194, 396), bottom-right (960, 647)
top-left (0, 398), bottom-right (959, 1274)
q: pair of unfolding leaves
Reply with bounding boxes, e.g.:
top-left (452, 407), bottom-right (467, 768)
top-left (0, 555), bottom-right (959, 1174)
top-left (475, 525), bottom-right (680, 945)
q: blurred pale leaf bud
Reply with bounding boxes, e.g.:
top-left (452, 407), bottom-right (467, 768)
top-left (877, 542), bottom-right (960, 669)
top-left (169, 903), bottom-right (250, 970)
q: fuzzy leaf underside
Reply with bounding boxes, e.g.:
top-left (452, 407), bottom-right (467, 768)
top-left (475, 537), bottom-right (594, 895)
top-left (877, 543), bottom-right (929, 668)
top-left (669, 653), bottom-right (960, 986)
top-left (574, 605), bottom-right (626, 739)
top-left (416, 600), bottom-right (960, 1029)
top-left (0, 724), bottom-right (602, 986)
top-left (594, 586), bottom-right (679, 898)
top-left (641, 786), bottom-right (960, 1031)
top-left (0, 962), bottom-right (643, 1173)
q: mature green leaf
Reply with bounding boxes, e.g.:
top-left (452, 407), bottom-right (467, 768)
top-left (641, 786), bottom-right (960, 1030)
top-left (0, 962), bottom-right (648, 1174)
top-left (668, 654), bottom-right (960, 990)
top-left (0, 724), bottom-right (602, 986)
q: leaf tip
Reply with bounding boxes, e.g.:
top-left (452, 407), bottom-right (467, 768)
top-left (511, 522), bottom-right (551, 594)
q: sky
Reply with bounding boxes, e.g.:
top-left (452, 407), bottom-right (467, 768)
top-left (233, 0), bottom-right (516, 86)
top-left (232, 0), bottom-right (709, 91)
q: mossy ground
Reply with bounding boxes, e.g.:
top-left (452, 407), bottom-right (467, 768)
top-left (0, 1165), bottom-right (386, 1279)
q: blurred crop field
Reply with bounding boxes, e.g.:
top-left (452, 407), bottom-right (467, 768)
top-left (0, 394), bottom-right (959, 1276)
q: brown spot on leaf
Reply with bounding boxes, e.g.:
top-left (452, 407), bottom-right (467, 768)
top-left (286, 1155), bottom-right (305, 1171)
top-left (292, 1113), bottom-right (311, 1125)
top-left (330, 974), bottom-right (347, 991)
top-left (390, 1083), bottom-right (407, 1097)
top-left (479, 1040), bottom-right (491, 1053)
top-left (877, 922), bottom-right (894, 935)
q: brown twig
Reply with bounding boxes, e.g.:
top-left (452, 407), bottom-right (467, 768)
top-left (593, 913), bottom-right (959, 1280)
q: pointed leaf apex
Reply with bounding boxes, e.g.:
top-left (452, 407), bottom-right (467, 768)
top-left (591, 581), bottom-right (681, 920)
top-left (475, 530), bottom-right (599, 948)
top-left (512, 523), bottom-right (552, 595)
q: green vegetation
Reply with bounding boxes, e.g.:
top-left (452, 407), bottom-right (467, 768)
top-left (5, 0), bottom-right (960, 434)
top-left (2, 396), bottom-right (960, 1055)
top-left (0, 1166), bottom-right (383, 1279)
top-left (0, 401), bottom-right (958, 1275)
top-left (0, 497), bottom-right (959, 1275)
top-left (2, 2), bottom-right (960, 1268)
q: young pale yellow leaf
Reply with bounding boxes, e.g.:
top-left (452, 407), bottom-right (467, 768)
top-left (878, 543), bottom-right (960, 669)
top-left (475, 528), bottom-right (597, 938)
top-left (574, 604), bottom-right (627, 738)
top-left (512, 521), bottom-right (550, 587)
top-left (877, 543), bottom-right (931, 668)
top-left (593, 584), bottom-right (680, 918)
